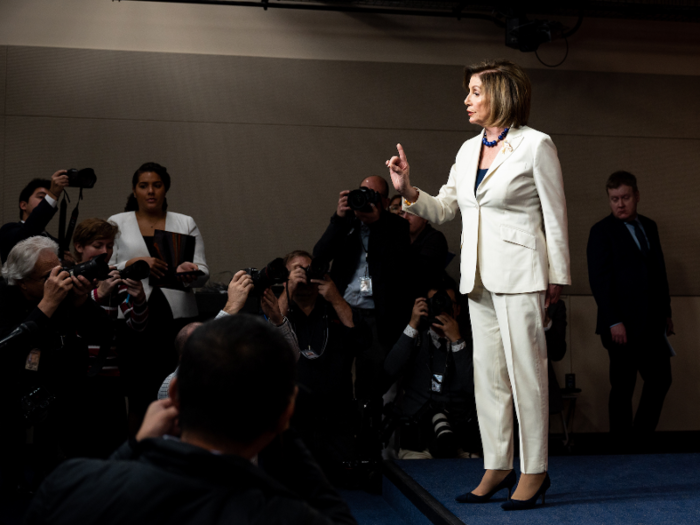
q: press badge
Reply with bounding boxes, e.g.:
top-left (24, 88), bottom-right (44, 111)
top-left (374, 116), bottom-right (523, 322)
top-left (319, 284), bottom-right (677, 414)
top-left (25, 349), bottom-right (41, 372)
top-left (431, 374), bottom-right (443, 393)
top-left (359, 276), bottom-right (373, 297)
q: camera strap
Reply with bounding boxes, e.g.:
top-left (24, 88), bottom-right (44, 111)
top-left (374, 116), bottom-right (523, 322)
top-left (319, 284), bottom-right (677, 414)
top-left (58, 188), bottom-right (84, 255)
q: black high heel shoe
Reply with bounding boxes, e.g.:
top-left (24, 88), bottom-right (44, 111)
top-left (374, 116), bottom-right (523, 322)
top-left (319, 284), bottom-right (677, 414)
top-left (501, 473), bottom-right (551, 511)
top-left (455, 470), bottom-right (516, 503)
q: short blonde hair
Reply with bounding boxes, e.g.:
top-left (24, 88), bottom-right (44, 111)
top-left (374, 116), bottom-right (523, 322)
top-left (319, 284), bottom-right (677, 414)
top-left (463, 59), bottom-right (531, 128)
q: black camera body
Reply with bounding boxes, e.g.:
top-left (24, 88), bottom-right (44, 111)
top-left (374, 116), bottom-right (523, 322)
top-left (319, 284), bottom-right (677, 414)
top-left (304, 258), bottom-right (330, 282)
top-left (421, 289), bottom-right (454, 329)
top-left (347, 188), bottom-right (382, 213)
top-left (244, 258), bottom-right (289, 293)
top-left (63, 253), bottom-right (110, 281)
top-left (62, 254), bottom-right (150, 282)
top-left (66, 168), bottom-right (97, 189)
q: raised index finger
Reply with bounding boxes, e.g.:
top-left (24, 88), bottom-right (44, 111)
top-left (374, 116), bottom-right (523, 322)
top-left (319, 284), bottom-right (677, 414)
top-left (396, 143), bottom-right (407, 162)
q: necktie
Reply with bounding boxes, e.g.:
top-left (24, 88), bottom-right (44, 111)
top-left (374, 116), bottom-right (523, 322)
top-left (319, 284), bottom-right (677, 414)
top-left (631, 221), bottom-right (650, 256)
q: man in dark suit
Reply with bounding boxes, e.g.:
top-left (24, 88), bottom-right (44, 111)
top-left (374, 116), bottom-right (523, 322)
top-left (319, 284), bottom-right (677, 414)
top-left (314, 176), bottom-right (411, 400)
top-left (0, 170), bottom-right (69, 263)
top-left (587, 171), bottom-right (674, 450)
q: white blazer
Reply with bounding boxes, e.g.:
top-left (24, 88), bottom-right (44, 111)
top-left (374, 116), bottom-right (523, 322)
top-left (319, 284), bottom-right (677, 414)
top-left (107, 211), bottom-right (209, 319)
top-left (405, 126), bottom-right (571, 295)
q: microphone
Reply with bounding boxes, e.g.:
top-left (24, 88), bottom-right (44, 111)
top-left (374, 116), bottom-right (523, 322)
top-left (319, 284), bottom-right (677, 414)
top-left (0, 321), bottom-right (39, 350)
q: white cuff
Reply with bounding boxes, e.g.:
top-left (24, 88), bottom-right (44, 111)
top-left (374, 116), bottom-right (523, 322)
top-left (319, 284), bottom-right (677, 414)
top-left (44, 194), bottom-right (57, 207)
top-left (403, 325), bottom-right (419, 339)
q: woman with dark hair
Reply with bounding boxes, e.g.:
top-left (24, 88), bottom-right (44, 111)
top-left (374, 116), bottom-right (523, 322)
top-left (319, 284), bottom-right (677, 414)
top-left (387, 59), bottom-right (570, 510)
top-left (108, 162), bottom-right (208, 428)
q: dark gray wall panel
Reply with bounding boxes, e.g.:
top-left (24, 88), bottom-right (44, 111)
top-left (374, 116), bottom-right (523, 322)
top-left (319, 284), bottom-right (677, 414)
top-left (5, 46), bottom-right (468, 132)
top-left (0, 46), bottom-right (6, 115)
top-left (6, 46), bottom-right (700, 140)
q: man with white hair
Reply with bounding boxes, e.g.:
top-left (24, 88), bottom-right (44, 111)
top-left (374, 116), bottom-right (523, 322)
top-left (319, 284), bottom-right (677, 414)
top-left (0, 236), bottom-right (110, 493)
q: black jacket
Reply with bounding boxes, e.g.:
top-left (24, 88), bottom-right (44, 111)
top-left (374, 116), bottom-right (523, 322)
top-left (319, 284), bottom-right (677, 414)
top-left (0, 198), bottom-right (58, 262)
top-left (313, 211), bottom-right (411, 345)
top-left (409, 224), bottom-right (449, 298)
top-left (587, 214), bottom-right (671, 336)
top-left (25, 433), bottom-right (358, 525)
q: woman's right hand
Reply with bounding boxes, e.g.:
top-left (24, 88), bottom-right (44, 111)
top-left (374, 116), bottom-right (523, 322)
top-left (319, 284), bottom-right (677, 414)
top-left (386, 144), bottom-right (418, 201)
top-left (142, 257), bottom-right (168, 279)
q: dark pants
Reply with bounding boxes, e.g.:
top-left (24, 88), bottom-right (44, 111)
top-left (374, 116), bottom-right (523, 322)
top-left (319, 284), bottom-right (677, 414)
top-left (352, 308), bottom-right (391, 400)
top-left (601, 329), bottom-right (672, 438)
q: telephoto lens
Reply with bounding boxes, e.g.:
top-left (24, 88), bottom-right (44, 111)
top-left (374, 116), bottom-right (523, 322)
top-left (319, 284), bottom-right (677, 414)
top-left (63, 253), bottom-right (110, 281)
top-left (119, 260), bottom-right (151, 281)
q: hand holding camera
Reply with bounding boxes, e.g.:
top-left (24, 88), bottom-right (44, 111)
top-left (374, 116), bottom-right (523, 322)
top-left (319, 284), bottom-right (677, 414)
top-left (433, 313), bottom-right (460, 343)
top-left (336, 190), bottom-right (352, 218)
top-left (38, 266), bottom-right (75, 317)
top-left (310, 274), bottom-right (342, 305)
top-left (70, 274), bottom-right (94, 307)
top-left (410, 298), bottom-right (429, 330)
top-left (261, 288), bottom-right (284, 326)
top-left (96, 269), bottom-right (122, 300)
top-left (224, 270), bottom-right (254, 315)
top-left (49, 170), bottom-right (70, 200)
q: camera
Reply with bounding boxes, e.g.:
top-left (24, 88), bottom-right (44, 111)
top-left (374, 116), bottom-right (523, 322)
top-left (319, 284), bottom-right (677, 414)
top-left (428, 410), bottom-right (459, 458)
top-left (63, 253), bottom-right (111, 281)
top-left (63, 255), bottom-right (151, 282)
top-left (421, 289), bottom-right (454, 328)
top-left (66, 168), bottom-right (97, 189)
top-left (347, 188), bottom-right (382, 213)
top-left (304, 258), bottom-right (330, 282)
top-left (119, 260), bottom-right (151, 281)
top-left (244, 258), bottom-right (289, 292)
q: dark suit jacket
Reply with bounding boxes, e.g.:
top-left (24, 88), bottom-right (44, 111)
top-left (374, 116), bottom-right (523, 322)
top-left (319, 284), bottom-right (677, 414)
top-left (313, 211), bottom-right (411, 346)
top-left (0, 198), bottom-right (58, 262)
top-left (587, 214), bottom-right (671, 337)
top-left (25, 433), bottom-right (357, 525)
top-left (409, 223), bottom-right (449, 298)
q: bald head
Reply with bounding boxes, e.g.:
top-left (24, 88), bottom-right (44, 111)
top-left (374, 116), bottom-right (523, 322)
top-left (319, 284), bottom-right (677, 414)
top-left (361, 176), bottom-right (389, 199)
top-left (175, 322), bottom-right (203, 358)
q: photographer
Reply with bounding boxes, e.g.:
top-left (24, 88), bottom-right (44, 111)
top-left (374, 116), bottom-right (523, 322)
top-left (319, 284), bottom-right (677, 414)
top-left (384, 276), bottom-right (480, 459)
top-left (0, 237), bottom-right (111, 490)
top-left (313, 176), bottom-right (411, 400)
top-left (0, 171), bottom-right (71, 263)
top-left (277, 250), bottom-right (371, 486)
top-left (71, 218), bottom-right (149, 458)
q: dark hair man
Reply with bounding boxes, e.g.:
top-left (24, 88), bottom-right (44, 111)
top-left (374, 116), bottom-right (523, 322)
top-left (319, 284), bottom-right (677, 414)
top-left (384, 276), bottom-right (479, 459)
top-left (25, 315), bottom-right (357, 525)
top-left (587, 171), bottom-right (674, 451)
top-left (0, 170), bottom-right (70, 263)
top-left (277, 250), bottom-right (371, 484)
top-left (313, 176), bottom-right (411, 400)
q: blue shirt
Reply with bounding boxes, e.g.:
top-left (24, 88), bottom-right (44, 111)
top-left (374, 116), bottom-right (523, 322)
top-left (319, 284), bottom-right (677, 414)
top-left (475, 168), bottom-right (489, 193)
top-left (343, 224), bottom-right (375, 309)
top-left (624, 218), bottom-right (650, 251)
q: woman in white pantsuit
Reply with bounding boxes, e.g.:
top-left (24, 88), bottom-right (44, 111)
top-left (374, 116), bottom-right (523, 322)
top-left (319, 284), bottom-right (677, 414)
top-left (387, 60), bottom-right (570, 510)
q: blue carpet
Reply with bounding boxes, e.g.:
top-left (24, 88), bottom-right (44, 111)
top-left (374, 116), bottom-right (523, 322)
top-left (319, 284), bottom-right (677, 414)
top-left (396, 454), bottom-right (700, 524)
top-left (339, 489), bottom-right (407, 525)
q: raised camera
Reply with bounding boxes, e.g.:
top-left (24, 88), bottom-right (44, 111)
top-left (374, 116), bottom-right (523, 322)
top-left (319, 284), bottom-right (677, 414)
top-left (347, 188), bottom-right (382, 213)
top-left (244, 258), bottom-right (289, 293)
top-left (422, 289), bottom-right (454, 328)
top-left (304, 258), bottom-right (329, 282)
top-left (63, 253), bottom-right (110, 281)
top-left (66, 168), bottom-right (97, 189)
top-left (120, 260), bottom-right (151, 281)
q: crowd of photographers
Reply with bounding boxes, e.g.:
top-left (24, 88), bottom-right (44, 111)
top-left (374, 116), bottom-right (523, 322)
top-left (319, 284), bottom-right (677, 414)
top-left (0, 165), bottom-right (491, 520)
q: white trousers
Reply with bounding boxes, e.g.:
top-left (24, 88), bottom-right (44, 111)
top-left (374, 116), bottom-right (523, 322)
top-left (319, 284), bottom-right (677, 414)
top-left (468, 273), bottom-right (549, 474)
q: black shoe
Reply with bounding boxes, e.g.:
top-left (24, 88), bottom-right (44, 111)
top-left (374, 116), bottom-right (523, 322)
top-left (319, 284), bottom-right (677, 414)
top-left (455, 470), bottom-right (516, 503)
top-left (501, 473), bottom-right (550, 511)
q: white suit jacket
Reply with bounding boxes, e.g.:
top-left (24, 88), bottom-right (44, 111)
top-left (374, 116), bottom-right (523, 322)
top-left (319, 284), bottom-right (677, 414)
top-left (405, 126), bottom-right (571, 295)
top-left (107, 211), bottom-right (209, 319)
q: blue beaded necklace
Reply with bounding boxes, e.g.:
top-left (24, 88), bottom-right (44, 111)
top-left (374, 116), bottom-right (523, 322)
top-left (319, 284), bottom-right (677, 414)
top-left (482, 127), bottom-right (510, 147)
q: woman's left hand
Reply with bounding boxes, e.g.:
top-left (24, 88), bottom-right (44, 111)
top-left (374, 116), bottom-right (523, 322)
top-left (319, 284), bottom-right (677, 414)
top-left (176, 262), bottom-right (199, 285)
top-left (545, 284), bottom-right (563, 308)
